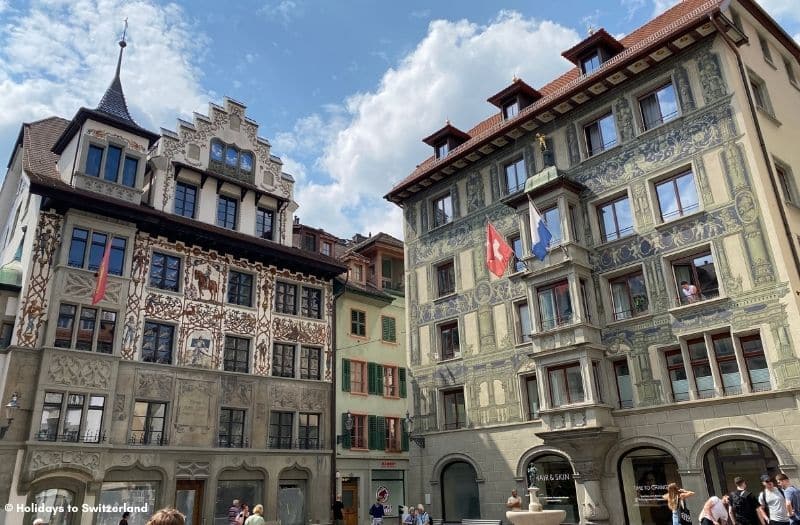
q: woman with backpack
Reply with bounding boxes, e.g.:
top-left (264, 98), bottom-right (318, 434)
top-left (664, 483), bottom-right (695, 525)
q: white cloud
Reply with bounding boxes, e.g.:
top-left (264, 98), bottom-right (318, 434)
top-left (282, 11), bottom-right (579, 239)
top-left (651, 0), bottom-right (680, 16)
top-left (410, 9), bottom-right (431, 20)
top-left (0, 0), bottom-right (208, 164)
top-left (259, 0), bottom-right (302, 26)
top-left (760, 0), bottom-right (800, 31)
top-left (619, 0), bottom-right (645, 20)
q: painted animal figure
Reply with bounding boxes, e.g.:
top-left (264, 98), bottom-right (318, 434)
top-left (194, 269), bottom-right (218, 300)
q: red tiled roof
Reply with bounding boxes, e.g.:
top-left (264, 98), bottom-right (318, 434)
top-left (388, 0), bottom-right (724, 200)
top-left (21, 117), bottom-right (69, 178)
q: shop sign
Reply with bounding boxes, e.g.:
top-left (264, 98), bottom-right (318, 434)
top-left (380, 461), bottom-right (397, 468)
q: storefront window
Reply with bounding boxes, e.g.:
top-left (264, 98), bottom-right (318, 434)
top-left (214, 480), bottom-right (263, 525)
top-left (618, 448), bottom-right (679, 525)
top-left (278, 479), bottom-right (307, 525)
top-left (371, 470), bottom-right (405, 518)
top-left (32, 488), bottom-right (74, 525)
top-left (526, 455), bottom-right (578, 524)
top-left (441, 461), bottom-right (480, 521)
top-left (703, 439), bottom-right (779, 496)
top-left (97, 483), bottom-right (158, 525)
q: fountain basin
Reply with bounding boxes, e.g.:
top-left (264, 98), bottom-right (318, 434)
top-left (505, 510), bottom-right (566, 525)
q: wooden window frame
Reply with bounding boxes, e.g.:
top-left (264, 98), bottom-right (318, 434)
top-left (597, 194), bottom-right (634, 242)
top-left (439, 321), bottom-right (460, 361)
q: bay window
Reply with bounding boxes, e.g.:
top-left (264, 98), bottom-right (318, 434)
top-left (548, 363), bottom-right (585, 407)
top-left (609, 271), bottom-right (649, 321)
top-left (537, 281), bottom-right (572, 330)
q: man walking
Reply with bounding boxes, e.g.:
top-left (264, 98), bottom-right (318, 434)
top-left (369, 498), bottom-right (385, 525)
top-left (777, 474), bottom-right (800, 524)
top-left (759, 474), bottom-right (790, 525)
top-left (729, 476), bottom-right (759, 525)
top-left (332, 495), bottom-right (344, 525)
top-left (228, 499), bottom-right (241, 525)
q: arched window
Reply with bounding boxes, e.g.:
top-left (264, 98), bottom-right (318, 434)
top-left (209, 140), bottom-right (255, 181)
top-left (441, 461), bottom-right (480, 521)
top-left (703, 439), bottom-right (779, 496)
top-left (526, 454), bottom-right (578, 524)
top-left (32, 488), bottom-right (74, 525)
top-left (617, 447), bottom-right (680, 525)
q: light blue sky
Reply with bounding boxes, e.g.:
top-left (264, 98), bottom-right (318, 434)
top-left (0, 0), bottom-right (798, 238)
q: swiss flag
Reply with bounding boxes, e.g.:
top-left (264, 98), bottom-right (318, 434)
top-left (486, 222), bottom-right (513, 278)
top-left (91, 239), bottom-right (113, 305)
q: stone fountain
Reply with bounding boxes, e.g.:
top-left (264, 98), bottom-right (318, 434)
top-left (505, 487), bottom-right (566, 525)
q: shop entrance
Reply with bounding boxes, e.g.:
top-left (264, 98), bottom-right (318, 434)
top-left (176, 480), bottom-right (204, 525)
top-left (617, 447), bottom-right (680, 525)
top-left (342, 478), bottom-right (359, 525)
top-left (703, 439), bottom-right (779, 495)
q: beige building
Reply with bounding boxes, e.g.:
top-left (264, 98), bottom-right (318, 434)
top-left (386, 0), bottom-right (800, 523)
top-left (0, 40), bottom-right (344, 525)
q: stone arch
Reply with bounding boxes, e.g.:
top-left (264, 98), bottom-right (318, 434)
top-left (26, 474), bottom-right (88, 525)
top-left (278, 463), bottom-right (313, 480)
top-left (218, 461), bottom-right (269, 480)
top-left (515, 445), bottom-right (575, 480)
top-left (104, 460), bottom-right (168, 482)
top-left (604, 436), bottom-right (688, 475)
top-left (430, 453), bottom-right (485, 484)
top-left (689, 427), bottom-right (796, 470)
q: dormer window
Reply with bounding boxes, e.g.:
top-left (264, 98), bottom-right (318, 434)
top-left (435, 142), bottom-right (449, 159)
top-left (562, 29), bottom-right (624, 76)
top-left (581, 51), bottom-right (603, 74)
top-left (503, 100), bottom-right (520, 119)
top-left (209, 140), bottom-right (255, 181)
top-left (84, 143), bottom-right (139, 188)
top-left (423, 123), bottom-right (470, 160)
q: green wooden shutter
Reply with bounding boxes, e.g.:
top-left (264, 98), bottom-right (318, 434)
top-left (341, 359), bottom-right (351, 392)
top-left (368, 415), bottom-right (378, 449)
top-left (377, 416), bottom-right (386, 451)
top-left (381, 317), bottom-right (396, 342)
top-left (399, 368), bottom-right (407, 398)
top-left (367, 362), bottom-right (376, 394)
top-left (341, 413), bottom-right (351, 449)
top-left (376, 365), bottom-right (384, 396)
top-left (401, 425), bottom-right (409, 451)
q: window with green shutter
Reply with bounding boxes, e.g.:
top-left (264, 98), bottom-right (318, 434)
top-left (381, 316), bottom-right (397, 342)
top-left (368, 362), bottom-right (377, 394)
top-left (368, 415), bottom-right (378, 449)
top-left (375, 364), bottom-right (384, 395)
top-left (341, 359), bottom-right (351, 392)
top-left (340, 412), bottom-right (351, 448)
top-left (376, 416), bottom-right (386, 451)
top-left (399, 368), bottom-right (407, 398)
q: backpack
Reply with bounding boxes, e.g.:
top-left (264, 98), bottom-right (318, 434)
top-left (730, 490), bottom-right (756, 520)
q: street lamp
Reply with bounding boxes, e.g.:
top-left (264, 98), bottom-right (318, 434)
top-left (403, 411), bottom-right (425, 448)
top-left (0, 392), bottom-right (20, 439)
top-left (337, 410), bottom-right (353, 444)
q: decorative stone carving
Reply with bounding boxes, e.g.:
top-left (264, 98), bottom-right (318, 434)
top-left (175, 381), bottom-right (214, 433)
top-left (176, 461), bottom-right (210, 479)
top-left (114, 394), bottom-right (127, 421)
top-left (136, 372), bottom-right (174, 399)
top-left (74, 172), bottom-right (143, 205)
top-left (269, 384), bottom-right (298, 409)
top-left (674, 65), bottom-right (696, 112)
top-left (272, 317), bottom-right (327, 345)
top-left (47, 354), bottom-right (111, 389)
top-left (299, 388), bottom-right (326, 411)
top-left (466, 171), bottom-right (485, 213)
top-left (221, 377), bottom-right (254, 406)
top-left (63, 270), bottom-right (122, 302)
top-left (30, 450), bottom-right (100, 474)
top-left (697, 47), bottom-right (727, 102)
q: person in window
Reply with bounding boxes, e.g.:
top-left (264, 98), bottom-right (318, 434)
top-left (664, 483), bottom-right (694, 525)
top-left (681, 281), bottom-right (699, 303)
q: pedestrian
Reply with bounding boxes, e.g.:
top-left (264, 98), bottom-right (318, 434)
top-left (664, 482), bottom-right (695, 525)
top-left (236, 503), bottom-right (250, 525)
top-left (777, 473), bottom-right (800, 524)
top-left (119, 512), bottom-right (131, 525)
top-left (146, 509), bottom-right (185, 525)
top-left (728, 476), bottom-right (760, 525)
top-left (402, 504), bottom-right (414, 525)
top-left (244, 505), bottom-right (265, 525)
top-left (698, 494), bottom-right (730, 525)
top-left (415, 504), bottom-right (429, 525)
top-left (228, 499), bottom-right (241, 525)
top-left (33, 520), bottom-right (45, 525)
top-left (368, 498), bottom-right (385, 525)
top-left (760, 474), bottom-right (790, 525)
top-left (332, 495), bottom-right (344, 525)
top-left (506, 489), bottom-right (522, 511)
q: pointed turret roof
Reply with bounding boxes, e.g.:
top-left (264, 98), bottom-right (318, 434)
top-left (52, 29), bottom-right (159, 154)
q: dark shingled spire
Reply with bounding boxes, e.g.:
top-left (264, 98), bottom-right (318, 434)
top-left (95, 19), bottom-right (138, 125)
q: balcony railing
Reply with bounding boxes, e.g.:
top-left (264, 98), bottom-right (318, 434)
top-left (267, 437), bottom-right (325, 450)
top-left (218, 437), bottom-right (250, 448)
top-left (36, 430), bottom-right (106, 443)
top-left (128, 432), bottom-right (169, 446)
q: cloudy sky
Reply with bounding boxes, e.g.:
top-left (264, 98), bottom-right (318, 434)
top-left (0, 0), bottom-right (798, 239)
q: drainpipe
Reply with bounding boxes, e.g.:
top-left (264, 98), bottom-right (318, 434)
top-left (330, 271), bottom-right (349, 522)
top-left (710, 12), bottom-right (800, 283)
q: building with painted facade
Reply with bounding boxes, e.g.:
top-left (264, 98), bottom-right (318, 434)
top-left (386, 0), bottom-right (800, 523)
top-left (0, 40), bottom-right (345, 525)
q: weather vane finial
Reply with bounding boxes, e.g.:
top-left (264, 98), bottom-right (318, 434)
top-left (121, 17), bottom-right (129, 45)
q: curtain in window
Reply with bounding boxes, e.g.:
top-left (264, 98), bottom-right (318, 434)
top-left (555, 284), bottom-right (572, 324)
top-left (549, 369), bottom-right (566, 407)
top-left (586, 123), bottom-right (602, 155)
top-left (672, 264), bottom-right (693, 304)
top-left (611, 281), bottom-right (632, 320)
top-left (566, 366), bottom-right (585, 403)
top-left (539, 291), bottom-right (557, 330)
top-left (616, 370), bottom-right (633, 407)
top-left (641, 94), bottom-right (662, 128)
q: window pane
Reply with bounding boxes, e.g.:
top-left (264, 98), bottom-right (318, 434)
top-left (225, 147), bottom-right (239, 167)
top-left (217, 196), bottom-right (238, 229)
top-left (174, 182), bottom-right (197, 218)
top-left (615, 361), bottom-right (634, 408)
top-left (104, 145), bottom-right (122, 183)
top-left (68, 228), bottom-right (88, 268)
top-left (240, 152), bottom-right (253, 172)
top-left (675, 172), bottom-right (699, 216)
top-left (109, 237), bottom-right (126, 276)
top-left (656, 84), bottom-right (678, 123)
top-left (543, 207), bottom-right (561, 244)
top-left (566, 365), bottom-right (584, 403)
top-left (525, 377), bottom-right (539, 419)
top-left (433, 195), bottom-right (453, 227)
top-left (55, 304), bottom-right (77, 348)
top-left (517, 302), bottom-right (531, 343)
top-left (211, 142), bottom-right (223, 161)
top-left (75, 307), bottom-right (97, 351)
top-left (549, 369), bottom-right (567, 407)
top-left (86, 145), bottom-right (103, 177)
top-left (122, 157), bottom-right (138, 187)
top-left (598, 113), bottom-right (617, 149)
top-left (656, 180), bottom-right (680, 221)
top-left (256, 208), bottom-right (275, 239)
top-left (538, 289), bottom-right (557, 331)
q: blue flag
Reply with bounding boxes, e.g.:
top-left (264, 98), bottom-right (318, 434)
top-left (529, 200), bottom-right (552, 261)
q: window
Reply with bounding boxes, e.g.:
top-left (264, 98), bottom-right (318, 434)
top-left (439, 321), bottom-right (460, 360)
top-left (672, 250), bottom-right (719, 305)
top-left (350, 414), bottom-right (367, 448)
top-left (351, 309), bottom-right (366, 337)
top-left (37, 393), bottom-right (105, 443)
top-left (149, 252), bottom-right (181, 292)
top-left (609, 271), bottom-right (649, 321)
top-left (776, 164), bottom-right (795, 204)
top-left (432, 193), bottom-right (453, 227)
top-left (300, 287), bottom-right (322, 319)
top-left (581, 51), bottom-right (603, 74)
top-left (785, 57), bottom-right (798, 84)
top-left (0, 322), bottom-right (12, 348)
top-left (614, 360), bottom-right (634, 408)
top-left (639, 82), bottom-right (678, 130)
top-left (84, 144), bottom-right (139, 188)
top-left (104, 145), bottom-right (122, 183)
top-left (300, 346), bottom-right (320, 380)
top-left (687, 338), bottom-right (714, 399)
top-left (174, 182), bottom-right (197, 218)
top-left (353, 264), bottom-right (363, 282)
top-left (435, 142), bottom-right (449, 159)
top-left (86, 145), bottom-right (103, 177)
top-left (504, 158), bottom-right (526, 194)
top-left (579, 279), bottom-right (592, 323)
top-left (758, 34), bottom-right (773, 63)
top-left (525, 376), bottom-right (540, 419)
top-left (537, 280), bottom-right (572, 330)
top-left (436, 260), bottom-right (456, 297)
top-left (569, 205), bottom-right (581, 243)
top-left (141, 321), bottom-right (174, 364)
top-left (750, 75), bottom-right (772, 114)
top-left (712, 334), bottom-right (741, 395)
top-left (584, 113), bottom-right (617, 156)
top-left (730, 9), bottom-right (744, 33)
top-left (224, 336), bottom-right (250, 373)
top-left (219, 408), bottom-right (245, 448)
top-left (515, 301), bottom-right (532, 343)
top-left (67, 228), bottom-right (126, 276)
top-left (350, 360), bottom-right (367, 394)
top-left (740, 335), bottom-right (771, 392)
top-left (664, 349), bottom-right (690, 401)
top-left (268, 411), bottom-right (293, 449)
top-left (256, 207), bottom-right (275, 239)
top-left (321, 241), bottom-right (332, 256)
top-left (385, 417), bottom-right (402, 451)
top-left (216, 195), bottom-right (238, 229)
top-left (209, 140), bottom-right (254, 177)
top-left (131, 401), bottom-right (167, 445)
top-left (275, 281), bottom-right (297, 315)
top-left (442, 389), bottom-right (466, 429)
top-left (302, 233), bottom-right (317, 252)
top-left (548, 363), bottom-right (585, 407)
top-left (597, 195), bottom-right (633, 242)
top-left (381, 316), bottom-right (397, 343)
top-left (383, 365), bottom-right (398, 397)
top-left (54, 304), bottom-right (117, 354)
top-left (592, 361), bottom-right (604, 403)
top-left (227, 270), bottom-right (253, 307)
top-left (511, 235), bottom-right (525, 272)
top-left (656, 170), bottom-right (699, 222)
top-left (122, 156), bottom-right (138, 187)
top-left (503, 100), bottom-right (519, 119)
top-left (299, 413), bottom-right (320, 449)
top-left (272, 343), bottom-right (295, 378)
top-left (542, 206), bottom-right (562, 245)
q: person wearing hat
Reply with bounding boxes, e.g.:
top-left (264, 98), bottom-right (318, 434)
top-left (728, 476), bottom-right (759, 525)
top-left (758, 474), bottom-right (790, 525)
